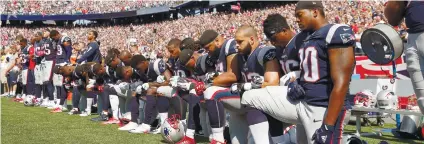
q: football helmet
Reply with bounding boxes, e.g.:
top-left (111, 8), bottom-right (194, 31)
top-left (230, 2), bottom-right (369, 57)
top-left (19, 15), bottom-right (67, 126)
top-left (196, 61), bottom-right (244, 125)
top-left (354, 89), bottom-right (376, 108)
top-left (376, 90), bottom-right (398, 110)
top-left (161, 115), bottom-right (185, 143)
top-left (24, 95), bottom-right (35, 106)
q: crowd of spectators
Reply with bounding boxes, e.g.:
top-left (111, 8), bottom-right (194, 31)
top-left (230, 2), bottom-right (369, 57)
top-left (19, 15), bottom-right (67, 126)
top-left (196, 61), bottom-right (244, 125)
top-left (1, 0), bottom-right (183, 15)
top-left (2, 1), bottom-right (403, 58)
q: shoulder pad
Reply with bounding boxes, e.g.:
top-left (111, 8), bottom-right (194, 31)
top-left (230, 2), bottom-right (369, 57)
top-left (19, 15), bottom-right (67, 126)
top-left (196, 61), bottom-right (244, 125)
top-left (198, 55), bottom-right (209, 74)
top-left (223, 39), bottom-right (237, 56)
top-left (257, 46), bottom-right (277, 67)
top-left (153, 59), bottom-right (166, 75)
top-left (325, 24), bottom-right (355, 46)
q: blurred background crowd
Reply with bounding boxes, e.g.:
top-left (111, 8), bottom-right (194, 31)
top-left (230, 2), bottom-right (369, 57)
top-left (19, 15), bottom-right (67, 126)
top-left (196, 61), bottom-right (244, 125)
top-left (1, 0), bottom-right (407, 60)
top-left (1, 0), bottom-right (184, 15)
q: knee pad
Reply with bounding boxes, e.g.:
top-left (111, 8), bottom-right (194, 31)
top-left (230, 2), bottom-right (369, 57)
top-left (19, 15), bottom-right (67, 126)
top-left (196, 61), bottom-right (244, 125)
top-left (405, 49), bottom-right (421, 72)
top-left (204, 86), bottom-right (229, 100)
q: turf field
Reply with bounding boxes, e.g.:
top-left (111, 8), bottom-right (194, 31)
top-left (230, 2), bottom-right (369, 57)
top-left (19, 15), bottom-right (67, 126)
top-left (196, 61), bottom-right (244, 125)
top-left (1, 97), bottom-right (423, 144)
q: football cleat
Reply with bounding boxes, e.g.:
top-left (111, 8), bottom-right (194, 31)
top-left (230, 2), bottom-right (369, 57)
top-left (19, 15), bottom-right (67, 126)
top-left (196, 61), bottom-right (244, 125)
top-left (118, 122), bottom-right (138, 131)
top-left (102, 118), bottom-right (120, 125)
top-left (79, 111), bottom-right (91, 117)
top-left (150, 125), bottom-right (162, 134)
top-left (129, 124), bottom-right (151, 134)
top-left (176, 136), bottom-right (196, 144)
top-left (68, 108), bottom-right (80, 115)
top-left (33, 98), bottom-right (42, 106)
top-left (91, 113), bottom-right (109, 122)
top-left (50, 107), bottom-right (63, 113)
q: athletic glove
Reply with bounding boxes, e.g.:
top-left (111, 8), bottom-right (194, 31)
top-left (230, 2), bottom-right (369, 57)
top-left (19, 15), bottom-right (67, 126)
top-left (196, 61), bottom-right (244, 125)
top-left (204, 72), bottom-right (221, 83)
top-left (280, 71), bottom-right (300, 86)
top-left (156, 75), bottom-right (165, 83)
top-left (194, 81), bottom-right (206, 96)
top-left (177, 78), bottom-right (192, 91)
top-left (141, 83), bottom-right (149, 90)
top-left (230, 83), bottom-right (243, 94)
top-left (86, 79), bottom-right (96, 89)
top-left (170, 76), bottom-right (180, 88)
top-left (287, 81), bottom-right (305, 101)
top-left (312, 124), bottom-right (334, 144)
top-left (136, 85), bottom-right (143, 94)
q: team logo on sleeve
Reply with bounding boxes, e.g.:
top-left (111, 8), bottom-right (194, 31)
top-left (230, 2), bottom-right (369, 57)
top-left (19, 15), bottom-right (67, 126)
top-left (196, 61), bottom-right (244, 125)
top-left (340, 33), bottom-right (355, 44)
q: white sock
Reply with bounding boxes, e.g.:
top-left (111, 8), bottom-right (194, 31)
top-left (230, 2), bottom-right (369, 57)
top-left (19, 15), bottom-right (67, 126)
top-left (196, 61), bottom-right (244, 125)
top-left (86, 98), bottom-right (93, 113)
top-left (109, 95), bottom-right (119, 119)
top-left (271, 135), bottom-right (285, 144)
top-left (159, 112), bottom-right (168, 125)
top-left (249, 121), bottom-right (270, 144)
top-left (62, 99), bottom-right (67, 108)
top-left (212, 127), bottom-right (225, 143)
top-left (55, 99), bottom-right (61, 107)
top-left (186, 129), bottom-right (195, 139)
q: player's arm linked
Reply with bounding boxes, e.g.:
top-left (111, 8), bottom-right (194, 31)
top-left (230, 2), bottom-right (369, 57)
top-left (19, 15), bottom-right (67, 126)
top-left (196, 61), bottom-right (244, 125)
top-left (262, 59), bottom-right (281, 87)
top-left (149, 69), bottom-right (172, 87)
top-left (212, 54), bottom-right (238, 87)
top-left (325, 46), bottom-right (355, 126)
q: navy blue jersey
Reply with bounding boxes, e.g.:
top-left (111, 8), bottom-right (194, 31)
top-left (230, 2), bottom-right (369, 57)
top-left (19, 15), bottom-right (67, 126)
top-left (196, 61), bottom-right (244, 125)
top-left (297, 24), bottom-right (355, 107)
top-left (76, 41), bottom-right (101, 64)
top-left (104, 65), bottom-right (119, 84)
top-left (56, 36), bottom-right (72, 63)
top-left (405, 1), bottom-right (424, 33)
top-left (34, 41), bottom-right (43, 64)
top-left (277, 32), bottom-right (308, 74)
top-left (194, 54), bottom-right (215, 77)
top-left (214, 39), bottom-right (237, 73)
top-left (168, 58), bottom-right (191, 78)
top-left (140, 59), bottom-right (167, 82)
top-left (239, 46), bottom-right (276, 83)
top-left (19, 45), bottom-right (31, 69)
top-left (42, 38), bottom-right (56, 61)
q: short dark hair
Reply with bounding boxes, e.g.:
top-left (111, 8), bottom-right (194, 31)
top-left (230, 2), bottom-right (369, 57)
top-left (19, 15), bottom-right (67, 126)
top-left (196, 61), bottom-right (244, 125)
top-left (20, 38), bottom-right (28, 44)
top-left (167, 38), bottom-right (182, 48)
top-left (263, 14), bottom-right (290, 39)
top-left (92, 63), bottom-right (103, 73)
top-left (130, 55), bottom-right (147, 68)
top-left (50, 30), bottom-right (59, 38)
top-left (105, 48), bottom-right (120, 65)
top-left (90, 30), bottom-right (98, 39)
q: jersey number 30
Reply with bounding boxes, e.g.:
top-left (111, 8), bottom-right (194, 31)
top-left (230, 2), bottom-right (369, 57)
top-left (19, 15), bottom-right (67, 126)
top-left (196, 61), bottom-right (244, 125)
top-left (299, 47), bottom-right (319, 82)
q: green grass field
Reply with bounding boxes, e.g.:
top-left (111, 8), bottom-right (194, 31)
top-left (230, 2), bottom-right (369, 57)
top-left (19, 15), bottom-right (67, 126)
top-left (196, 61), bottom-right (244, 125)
top-left (1, 97), bottom-right (423, 144)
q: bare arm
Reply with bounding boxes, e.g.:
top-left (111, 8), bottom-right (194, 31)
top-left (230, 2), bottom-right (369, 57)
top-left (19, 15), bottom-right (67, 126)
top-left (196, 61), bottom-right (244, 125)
top-left (213, 54), bottom-right (239, 87)
top-left (262, 59), bottom-right (281, 87)
top-left (149, 69), bottom-right (172, 87)
top-left (324, 46), bottom-right (355, 126)
top-left (384, 1), bottom-right (406, 26)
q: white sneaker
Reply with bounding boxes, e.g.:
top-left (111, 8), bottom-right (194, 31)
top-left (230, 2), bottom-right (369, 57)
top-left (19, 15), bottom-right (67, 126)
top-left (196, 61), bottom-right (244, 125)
top-left (79, 111), bottom-right (91, 117)
top-left (150, 126), bottom-right (161, 134)
top-left (46, 101), bottom-right (55, 109)
top-left (61, 106), bottom-right (68, 112)
top-left (118, 122), bottom-right (138, 131)
top-left (68, 108), bottom-right (79, 115)
top-left (40, 100), bottom-right (48, 107)
top-left (129, 124), bottom-right (151, 134)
